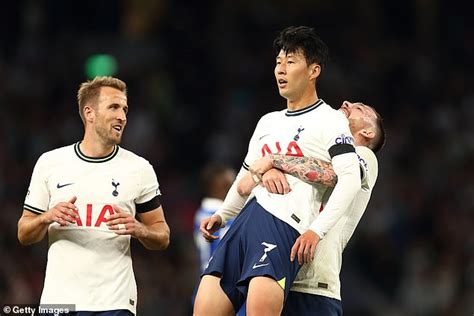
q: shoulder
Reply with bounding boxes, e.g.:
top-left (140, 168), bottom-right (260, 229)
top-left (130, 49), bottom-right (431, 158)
top-left (318, 105), bottom-right (352, 145)
top-left (37, 144), bottom-right (76, 164)
top-left (355, 146), bottom-right (377, 166)
top-left (313, 103), bottom-right (349, 130)
top-left (117, 147), bottom-right (154, 169)
top-left (252, 110), bottom-right (285, 133)
top-left (355, 146), bottom-right (378, 188)
top-left (259, 110), bottom-right (285, 122)
top-left (322, 104), bottom-right (347, 122)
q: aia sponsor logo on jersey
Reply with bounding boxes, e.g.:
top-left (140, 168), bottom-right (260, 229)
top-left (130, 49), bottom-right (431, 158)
top-left (74, 204), bottom-right (121, 227)
top-left (261, 141), bottom-right (303, 157)
top-left (334, 134), bottom-right (354, 145)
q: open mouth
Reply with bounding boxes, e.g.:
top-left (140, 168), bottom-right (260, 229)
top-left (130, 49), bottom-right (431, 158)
top-left (112, 125), bottom-right (122, 132)
top-left (278, 78), bottom-right (288, 87)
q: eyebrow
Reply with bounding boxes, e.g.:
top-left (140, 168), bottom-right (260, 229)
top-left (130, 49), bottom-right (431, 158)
top-left (277, 53), bottom-right (296, 59)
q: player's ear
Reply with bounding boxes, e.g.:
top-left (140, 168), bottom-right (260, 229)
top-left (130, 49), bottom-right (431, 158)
top-left (360, 128), bottom-right (375, 140)
top-left (309, 64), bottom-right (321, 80)
top-left (84, 104), bottom-right (95, 123)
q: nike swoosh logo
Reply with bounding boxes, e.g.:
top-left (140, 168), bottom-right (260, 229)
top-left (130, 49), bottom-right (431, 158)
top-left (259, 134), bottom-right (271, 140)
top-left (252, 263), bottom-right (270, 269)
top-left (57, 183), bottom-right (74, 189)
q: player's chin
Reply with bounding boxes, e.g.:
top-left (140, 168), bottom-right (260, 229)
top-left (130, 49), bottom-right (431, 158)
top-left (278, 89), bottom-right (290, 98)
top-left (108, 135), bottom-right (122, 145)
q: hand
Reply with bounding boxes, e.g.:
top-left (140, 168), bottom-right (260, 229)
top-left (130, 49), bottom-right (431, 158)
top-left (43, 196), bottom-right (78, 226)
top-left (106, 204), bottom-right (145, 238)
top-left (200, 215), bottom-right (222, 242)
top-left (290, 230), bottom-right (320, 265)
top-left (249, 156), bottom-right (274, 177)
top-left (261, 168), bottom-right (291, 194)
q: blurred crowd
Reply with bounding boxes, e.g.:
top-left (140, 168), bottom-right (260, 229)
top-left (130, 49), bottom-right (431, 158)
top-left (0, 1), bottom-right (472, 315)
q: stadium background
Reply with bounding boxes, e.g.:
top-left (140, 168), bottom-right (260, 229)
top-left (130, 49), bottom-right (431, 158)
top-left (0, 1), bottom-right (472, 315)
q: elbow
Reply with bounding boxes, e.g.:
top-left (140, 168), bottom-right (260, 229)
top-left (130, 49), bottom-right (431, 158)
top-left (17, 233), bottom-right (27, 245)
top-left (236, 184), bottom-right (246, 196)
top-left (236, 182), bottom-right (251, 196)
top-left (148, 230), bottom-right (170, 251)
top-left (17, 229), bottom-right (32, 246)
top-left (19, 238), bottom-right (33, 246)
top-left (159, 233), bottom-right (170, 250)
top-left (17, 221), bottom-right (28, 245)
top-left (17, 214), bottom-right (46, 246)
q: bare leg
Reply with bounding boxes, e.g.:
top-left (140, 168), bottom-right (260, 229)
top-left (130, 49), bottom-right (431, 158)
top-left (246, 276), bottom-right (284, 316)
top-left (194, 275), bottom-right (235, 316)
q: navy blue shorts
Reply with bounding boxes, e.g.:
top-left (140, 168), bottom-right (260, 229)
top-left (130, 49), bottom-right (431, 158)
top-left (203, 198), bottom-right (301, 311)
top-left (282, 291), bottom-right (342, 316)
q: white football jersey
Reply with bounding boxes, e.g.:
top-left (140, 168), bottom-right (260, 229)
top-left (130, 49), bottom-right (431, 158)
top-left (24, 142), bottom-right (161, 314)
top-left (290, 146), bottom-right (378, 300)
top-left (243, 100), bottom-right (355, 233)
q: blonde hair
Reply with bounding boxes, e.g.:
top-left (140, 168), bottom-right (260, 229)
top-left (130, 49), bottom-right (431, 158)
top-left (77, 76), bottom-right (127, 124)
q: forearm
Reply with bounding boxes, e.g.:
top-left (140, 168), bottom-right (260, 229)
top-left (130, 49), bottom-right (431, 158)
top-left (309, 153), bottom-right (361, 238)
top-left (215, 167), bottom-right (249, 226)
top-left (17, 213), bottom-right (50, 245)
top-left (138, 221), bottom-right (170, 250)
top-left (269, 154), bottom-right (337, 187)
top-left (237, 172), bottom-right (258, 196)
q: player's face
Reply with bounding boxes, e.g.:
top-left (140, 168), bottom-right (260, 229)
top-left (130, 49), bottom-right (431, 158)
top-left (274, 49), bottom-right (313, 100)
top-left (93, 87), bottom-right (128, 146)
top-left (339, 101), bottom-right (377, 143)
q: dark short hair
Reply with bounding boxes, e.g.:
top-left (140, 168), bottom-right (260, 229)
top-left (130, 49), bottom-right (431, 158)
top-left (273, 26), bottom-right (329, 71)
top-left (371, 109), bottom-right (386, 153)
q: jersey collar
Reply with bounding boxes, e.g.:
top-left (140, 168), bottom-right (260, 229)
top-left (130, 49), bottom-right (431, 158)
top-left (74, 141), bottom-right (119, 163)
top-left (285, 99), bottom-right (324, 116)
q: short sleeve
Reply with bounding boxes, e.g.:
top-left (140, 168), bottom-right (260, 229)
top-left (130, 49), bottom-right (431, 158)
top-left (24, 154), bottom-right (50, 214)
top-left (135, 162), bottom-right (161, 213)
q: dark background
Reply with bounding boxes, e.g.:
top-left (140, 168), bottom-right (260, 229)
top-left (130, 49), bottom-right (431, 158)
top-left (1, 1), bottom-right (473, 315)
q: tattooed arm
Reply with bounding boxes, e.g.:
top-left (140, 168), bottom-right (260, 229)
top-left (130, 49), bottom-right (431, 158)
top-left (237, 154), bottom-right (337, 196)
top-left (269, 154), bottom-right (337, 187)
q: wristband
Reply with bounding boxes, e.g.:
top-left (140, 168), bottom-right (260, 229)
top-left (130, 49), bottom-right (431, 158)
top-left (249, 167), bottom-right (262, 184)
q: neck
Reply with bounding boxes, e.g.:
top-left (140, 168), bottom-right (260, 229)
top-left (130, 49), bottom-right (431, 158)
top-left (286, 89), bottom-right (319, 111)
top-left (353, 133), bottom-right (368, 148)
top-left (80, 131), bottom-right (115, 157)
